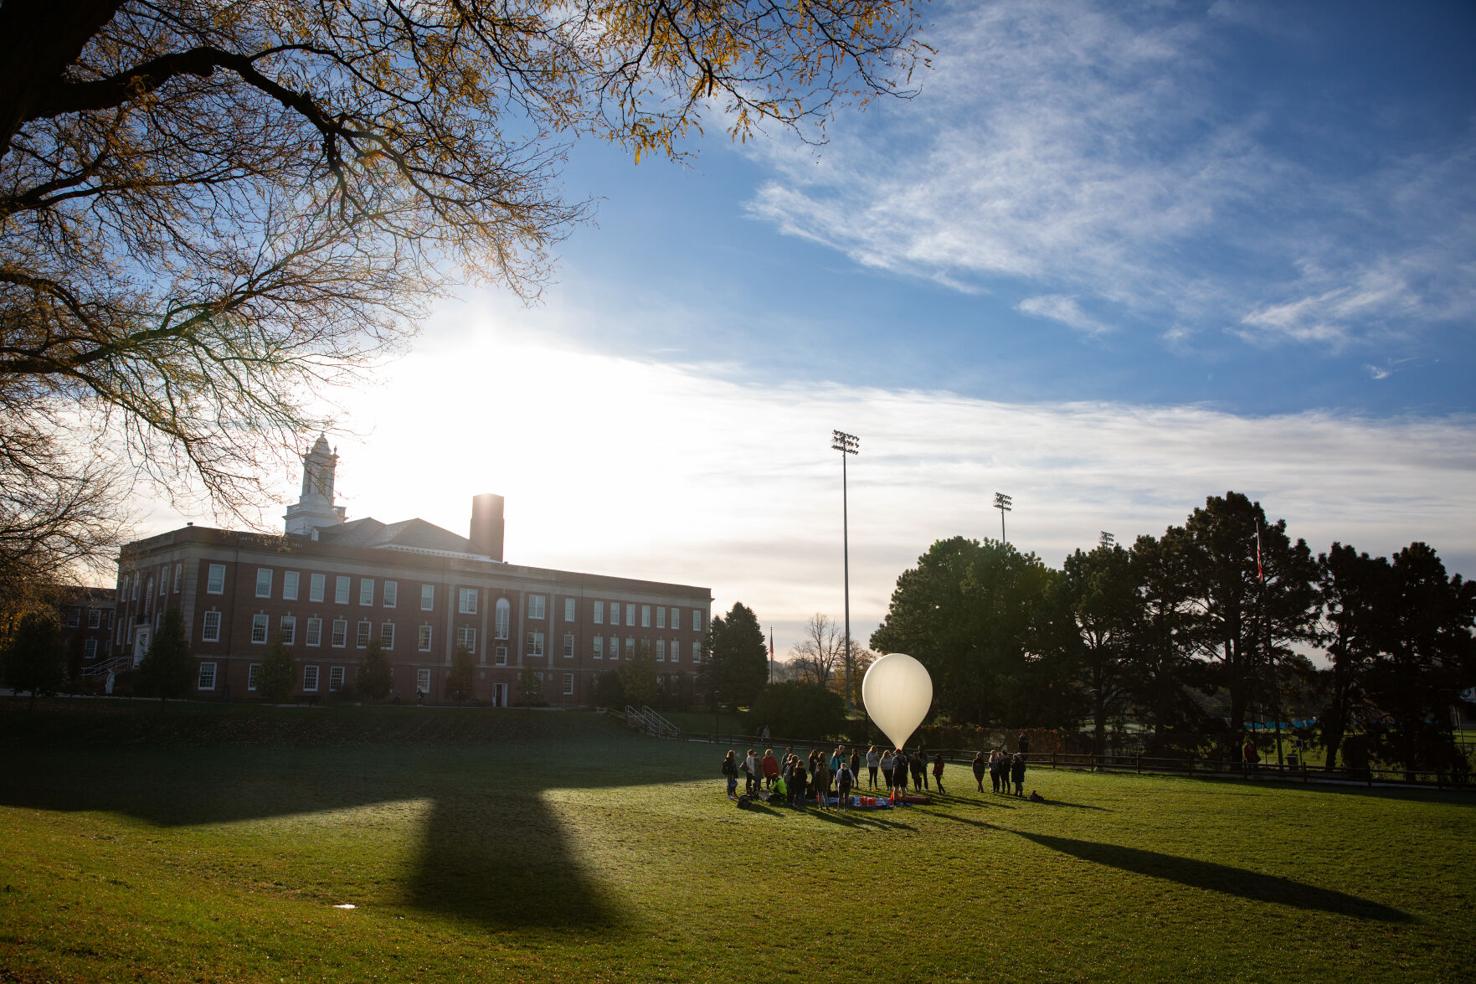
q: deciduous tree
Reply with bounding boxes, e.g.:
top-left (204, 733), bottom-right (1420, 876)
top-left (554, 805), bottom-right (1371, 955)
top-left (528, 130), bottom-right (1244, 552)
top-left (2, 610), bottom-right (63, 705)
top-left (446, 645), bottom-right (476, 703)
top-left (256, 638), bottom-right (296, 703)
top-left (356, 639), bottom-right (392, 701)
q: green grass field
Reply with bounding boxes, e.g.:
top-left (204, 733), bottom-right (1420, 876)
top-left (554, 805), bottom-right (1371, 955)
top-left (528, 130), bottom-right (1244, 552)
top-left (2, 700), bottom-right (1472, 982)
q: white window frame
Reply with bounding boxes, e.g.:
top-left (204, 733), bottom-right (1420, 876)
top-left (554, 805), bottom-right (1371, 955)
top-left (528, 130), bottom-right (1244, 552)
top-left (657, 639), bottom-right (666, 662)
top-left (329, 665), bottom-right (346, 693)
top-left (562, 672), bottom-right (574, 696)
top-left (671, 607), bottom-right (680, 630)
top-left (528, 630), bottom-right (544, 658)
top-left (656, 606), bottom-right (666, 629)
top-left (359, 578), bottom-right (375, 607)
top-left (207, 563), bottom-right (225, 595)
top-left (420, 583), bottom-right (434, 611)
top-left (457, 625), bottom-right (476, 653)
top-left (625, 637), bottom-right (635, 659)
top-left (563, 632), bottom-right (574, 659)
top-left (280, 614), bottom-right (297, 646)
top-left (283, 570), bottom-right (300, 601)
top-left (306, 616), bottom-right (323, 647)
top-left (593, 636), bottom-right (603, 660)
top-left (334, 576), bottom-right (350, 605)
top-left (84, 638), bottom-right (98, 660)
top-left (641, 605), bottom-right (651, 628)
top-left (494, 598), bottom-right (510, 639)
top-left (626, 603), bottom-right (635, 626)
top-left (609, 601), bottom-right (620, 627)
top-left (331, 618), bottom-right (348, 648)
top-left (418, 623), bottom-right (433, 652)
top-left (255, 567), bottom-right (273, 598)
top-left (202, 610), bottom-right (222, 642)
top-left (355, 620), bottom-right (371, 649)
top-left (310, 573), bottom-right (325, 603)
top-left (563, 597), bottom-right (575, 622)
top-left (303, 664), bottom-right (320, 693)
top-left (173, 563), bottom-right (182, 593)
top-left (458, 587), bottom-right (478, 615)
top-left (495, 644), bottom-right (508, 666)
top-left (416, 668), bottom-right (432, 696)
top-left (594, 600), bottom-right (604, 624)
top-left (528, 594), bottom-right (546, 620)
top-left (380, 622), bottom-right (395, 650)
top-left (692, 641), bottom-right (701, 663)
top-left (87, 608), bottom-right (101, 629)
top-left (197, 661), bottom-right (217, 691)
top-left (247, 663), bottom-right (260, 691)
top-left (691, 609), bottom-right (703, 632)
top-left (250, 613), bottom-right (268, 645)
top-left (383, 580), bottom-right (398, 608)
top-left (159, 567), bottom-right (168, 596)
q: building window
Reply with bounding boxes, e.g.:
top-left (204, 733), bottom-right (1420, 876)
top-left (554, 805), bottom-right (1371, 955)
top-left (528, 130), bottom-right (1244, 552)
top-left (280, 614), bottom-right (297, 646)
top-left (310, 573), bottom-right (325, 603)
top-left (121, 574), bottom-right (130, 601)
top-left (330, 575), bottom-right (348, 605)
top-left (207, 563), bottom-right (225, 594)
top-left (562, 672), bottom-right (574, 696)
top-left (593, 636), bottom-right (603, 660)
top-left (380, 622), bottom-right (395, 650)
top-left (331, 618), bottom-right (348, 648)
top-left (355, 620), bottom-right (371, 649)
top-left (495, 644), bottom-right (507, 666)
top-left (159, 568), bottom-right (168, 596)
top-left (529, 594), bottom-right (546, 620)
top-left (656, 639), bottom-right (666, 662)
top-left (671, 607), bottom-right (681, 630)
top-left (247, 663), bottom-right (260, 691)
top-left (383, 580), bottom-right (397, 608)
top-left (303, 665), bottom-right (320, 692)
top-left (691, 609), bottom-right (703, 632)
top-left (306, 616), bottom-right (322, 647)
top-left (457, 625), bottom-right (476, 653)
top-left (609, 601), bottom-right (620, 627)
top-left (528, 631), bottom-right (544, 657)
top-left (416, 668), bottom-right (432, 696)
top-left (625, 637), bottom-right (635, 659)
top-left (692, 641), bottom-right (701, 663)
top-left (255, 568), bottom-right (273, 598)
top-left (656, 606), bottom-right (666, 629)
top-left (133, 576), bottom-right (141, 601)
top-left (84, 638), bottom-right (98, 660)
top-left (420, 584), bottom-right (434, 611)
top-left (198, 662), bottom-right (217, 690)
top-left (329, 666), bottom-right (345, 692)
top-left (494, 598), bottom-right (510, 639)
top-left (562, 632), bottom-right (574, 658)
top-left (458, 587), bottom-right (478, 615)
top-left (173, 563), bottom-right (183, 593)
top-left (669, 641), bottom-right (680, 664)
top-left (202, 610), bottom-right (222, 642)
top-left (251, 613), bottom-right (268, 644)
top-left (418, 624), bottom-right (432, 652)
top-left (563, 597), bottom-right (575, 622)
top-left (625, 603), bottom-right (635, 626)
top-left (359, 578), bottom-right (374, 606)
top-left (641, 605), bottom-right (651, 628)
top-left (594, 600), bottom-right (604, 624)
top-left (283, 570), bottom-right (300, 601)
top-left (87, 608), bottom-right (101, 629)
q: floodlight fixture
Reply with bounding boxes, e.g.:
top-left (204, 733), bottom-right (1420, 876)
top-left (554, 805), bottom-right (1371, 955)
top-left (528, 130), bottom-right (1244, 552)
top-left (833, 429), bottom-right (859, 707)
top-left (994, 491), bottom-right (1013, 543)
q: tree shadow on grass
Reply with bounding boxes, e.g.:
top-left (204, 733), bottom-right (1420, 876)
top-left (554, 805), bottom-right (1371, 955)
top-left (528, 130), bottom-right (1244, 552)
top-left (1030, 798), bottom-right (1110, 812)
top-left (0, 735), bottom-right (715, 933)
top-left (1017, 831), bottom-right (1413, 922)
top-left (804, 808), bottom-right (915, 831)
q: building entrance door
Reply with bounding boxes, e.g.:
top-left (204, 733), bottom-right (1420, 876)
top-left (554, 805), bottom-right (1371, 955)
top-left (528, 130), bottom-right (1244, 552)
top-left (492, 682), bottom-right (507, 707)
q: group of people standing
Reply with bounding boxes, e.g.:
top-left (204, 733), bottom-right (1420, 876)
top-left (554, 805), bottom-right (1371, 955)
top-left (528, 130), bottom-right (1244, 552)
top-left (722, 744), bottom-right (949, 805)
top-left (970, 733), bottom-right (1030, 796)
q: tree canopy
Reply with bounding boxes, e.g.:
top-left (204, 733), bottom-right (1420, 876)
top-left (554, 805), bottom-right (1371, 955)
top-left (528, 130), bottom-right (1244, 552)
top-left (704, 602), bottom-right (768, 707)
top-left (136, 605), bottom-right (191, 701)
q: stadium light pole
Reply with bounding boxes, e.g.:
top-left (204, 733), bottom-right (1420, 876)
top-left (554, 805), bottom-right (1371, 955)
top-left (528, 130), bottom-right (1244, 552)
top-left (1100, 531), bottom-right (1115, 549)
top-left (832, 430), bottom-right (859, 709)
top-left (993, 491), bottom-right (1013, 544)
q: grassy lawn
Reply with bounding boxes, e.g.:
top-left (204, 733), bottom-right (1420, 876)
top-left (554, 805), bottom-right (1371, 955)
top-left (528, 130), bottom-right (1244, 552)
top-left (1, 701), bottom-right (1472, 982)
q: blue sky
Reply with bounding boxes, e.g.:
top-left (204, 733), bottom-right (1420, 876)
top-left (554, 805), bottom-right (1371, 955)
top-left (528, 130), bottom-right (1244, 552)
top-left (535, 0), bottom-right (1476, 416)
top-left (152, 0), bottom-right (1476, 658)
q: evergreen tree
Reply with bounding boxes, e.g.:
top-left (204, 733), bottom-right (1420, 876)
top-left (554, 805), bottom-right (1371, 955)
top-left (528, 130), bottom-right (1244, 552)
top-left (356, 640), bottom-right (392, 702)
top-left (1053, 543), bottom-right (1138, 754)
top-left (256, 639), bottom-right (296, 703)
top-left (136, 607), bottom-right (192, 703)
top-left (1316, 542), bottom-right (1387, 769)
top-left (446, 646), bottom-right (476, 702)
top-left (706, 603), bottom-right (769, 708)
top-left (3, 611), bottom-right (63, 706)
top-left (620, 642), bottom-right (659, 707)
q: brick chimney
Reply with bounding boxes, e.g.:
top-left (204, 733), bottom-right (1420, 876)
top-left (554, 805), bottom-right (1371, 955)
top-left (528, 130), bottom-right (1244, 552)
top-left (469, 494), bottom-right (505, 561)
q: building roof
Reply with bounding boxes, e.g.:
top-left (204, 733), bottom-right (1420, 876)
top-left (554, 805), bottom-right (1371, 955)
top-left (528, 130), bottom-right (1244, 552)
top-left (316, 516), bottom-right (471, 554)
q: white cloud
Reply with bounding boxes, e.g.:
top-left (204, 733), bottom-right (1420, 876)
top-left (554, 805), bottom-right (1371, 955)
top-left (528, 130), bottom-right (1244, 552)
top-left (137, 306), bottom-right (1476, 658)
top-left (740, 0), bottom-right (1476, 354)
top-left (1017, 295), bottom-right (1109, 335)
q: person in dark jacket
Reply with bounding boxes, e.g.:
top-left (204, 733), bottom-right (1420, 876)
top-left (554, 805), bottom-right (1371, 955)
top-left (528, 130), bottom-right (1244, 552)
top-left (1011, 752), bottom-right (1027, 797)
top-left (836, 760), bottom-right (855, 808)
top-left (932, 753), bottom-right (947, 795)
top-left (972, 751), bottom-right (986, 792)
top-left (791, 760), bottom-right (808, 806)
top-left (1017, 732), bottom-right (1030, 755)
top-left (910, 749), bottom-right (926, 792)
top-left (891, 749), bottom-right (909, 796)
top-left (722, 749), bottom-right (739, 799)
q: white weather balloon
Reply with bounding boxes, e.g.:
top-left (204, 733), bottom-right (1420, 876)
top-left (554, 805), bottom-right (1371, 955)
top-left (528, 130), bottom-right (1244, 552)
top-left (862, 653), bottom-right (933, 750)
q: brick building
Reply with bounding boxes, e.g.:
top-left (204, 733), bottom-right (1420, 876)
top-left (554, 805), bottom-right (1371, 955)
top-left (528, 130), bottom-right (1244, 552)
top-left (113, 436), bottom-right (712, 705)
top-left (53, 585), bottom-right (116, 678)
